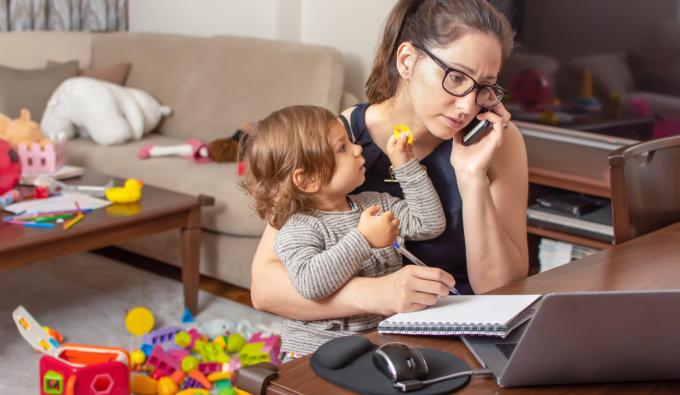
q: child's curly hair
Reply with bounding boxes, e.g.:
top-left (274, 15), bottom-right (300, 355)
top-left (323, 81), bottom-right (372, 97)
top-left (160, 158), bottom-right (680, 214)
top-left (240, 105), bottom-right (338, 229)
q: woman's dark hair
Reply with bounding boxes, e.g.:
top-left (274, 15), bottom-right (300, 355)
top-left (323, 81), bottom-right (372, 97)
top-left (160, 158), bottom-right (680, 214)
top-left (365, 0), bottom-right (514, 104)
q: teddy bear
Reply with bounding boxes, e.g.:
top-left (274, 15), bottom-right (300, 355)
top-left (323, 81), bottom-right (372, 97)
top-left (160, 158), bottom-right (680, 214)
top-left (41, 77), bottom-right (172, 146)
top-left (0, 109), bottom-right (51, 146)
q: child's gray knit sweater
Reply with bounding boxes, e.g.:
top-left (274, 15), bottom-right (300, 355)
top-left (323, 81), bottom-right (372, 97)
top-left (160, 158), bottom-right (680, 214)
top-left (274, 159), bottom-right (445, 355)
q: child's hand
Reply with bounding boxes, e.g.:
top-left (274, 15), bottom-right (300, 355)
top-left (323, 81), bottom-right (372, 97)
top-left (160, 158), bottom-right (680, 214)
top-left (358, 205), bottom-right (400, 248)
top-left (386, 134), bottom-right (414, 167)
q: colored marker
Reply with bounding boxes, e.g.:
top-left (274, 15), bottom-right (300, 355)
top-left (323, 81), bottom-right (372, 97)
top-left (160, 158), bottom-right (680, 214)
top-left (63, 212), bottom-right (85, 230)
top-left (392, 241), bottom-right (461, 295)
top-left (7, 209), bottom-right (93, 221)
top-left (32, 213), bottom-right (77, 223)
top-left (3, 220), bottom-right (55, 229)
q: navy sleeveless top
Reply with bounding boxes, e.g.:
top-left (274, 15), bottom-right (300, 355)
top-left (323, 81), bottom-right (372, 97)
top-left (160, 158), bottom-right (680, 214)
top-left (343, 103), bottom-right (472, 295)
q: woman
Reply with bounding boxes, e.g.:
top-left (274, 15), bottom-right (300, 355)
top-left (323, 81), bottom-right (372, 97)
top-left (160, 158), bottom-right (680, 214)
top-left (250, 0), bottom-right (528, 319)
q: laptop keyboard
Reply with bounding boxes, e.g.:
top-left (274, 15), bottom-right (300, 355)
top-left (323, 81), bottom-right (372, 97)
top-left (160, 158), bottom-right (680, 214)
top-left (495, 342), bottom-right (518, 359)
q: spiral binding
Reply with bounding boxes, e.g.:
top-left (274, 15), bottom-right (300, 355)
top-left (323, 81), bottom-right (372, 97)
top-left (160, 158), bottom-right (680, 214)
top-left (378, 321), bottom-right (506, 336)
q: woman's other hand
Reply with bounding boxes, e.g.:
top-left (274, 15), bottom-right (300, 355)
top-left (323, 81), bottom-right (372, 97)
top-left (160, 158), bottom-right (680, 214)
top-left (361, 265), bottom-right (455, 315)
top-left (451, 102), bottom-right (512, 177)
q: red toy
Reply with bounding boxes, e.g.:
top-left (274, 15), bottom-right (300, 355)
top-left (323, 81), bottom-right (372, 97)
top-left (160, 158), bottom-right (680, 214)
top-left (0, 138), bottom-right (22, 194)
top-left (13, 306), bottom-right (130, 395)
top-left (509, 68), bottom-right (551, 112)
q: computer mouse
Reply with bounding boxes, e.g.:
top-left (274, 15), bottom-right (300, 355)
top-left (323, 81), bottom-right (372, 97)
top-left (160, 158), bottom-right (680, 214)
top-left (372, 342), bottom-right (429, 382)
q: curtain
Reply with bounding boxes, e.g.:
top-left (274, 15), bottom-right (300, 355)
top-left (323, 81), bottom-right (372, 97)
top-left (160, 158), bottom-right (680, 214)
top-left (0, 0), bottom-right (127, 31)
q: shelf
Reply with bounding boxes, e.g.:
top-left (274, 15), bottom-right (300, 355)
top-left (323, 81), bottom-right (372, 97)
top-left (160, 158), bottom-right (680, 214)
top-left (527, 225), bottom-right (611, 250)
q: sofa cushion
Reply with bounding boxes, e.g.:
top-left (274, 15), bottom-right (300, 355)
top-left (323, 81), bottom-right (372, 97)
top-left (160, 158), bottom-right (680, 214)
top-left (90, 32), bottom-right (207, 136)
top-left (48, 60), bottom-right (132, 85)
top-left (90, 33), bottom-right (345, 142)
top-left (65, 136), bottom-right (266, 237)
top-left (0, 31), bottom-right (92, 69)
top-left (0, 61), bottom-right (79, 120)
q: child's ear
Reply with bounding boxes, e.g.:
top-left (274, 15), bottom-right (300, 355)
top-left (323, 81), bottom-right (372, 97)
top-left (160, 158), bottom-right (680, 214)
top-left (293, 168), bottom-right (321, 193)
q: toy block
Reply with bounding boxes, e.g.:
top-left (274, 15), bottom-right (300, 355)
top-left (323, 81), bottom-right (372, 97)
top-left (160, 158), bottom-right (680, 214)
top-left (147, 346), bottom-right (180, 376)
top-left (181, 307), bottom-right (195, 324)
top-left (198, 362), bottom-right (222, 375)
top-left (142, 326), bottom-right (181, 347)
top-left (238, 343), bottom-right (272, 367)
top-left (140, 343), bottom-right (154, 357)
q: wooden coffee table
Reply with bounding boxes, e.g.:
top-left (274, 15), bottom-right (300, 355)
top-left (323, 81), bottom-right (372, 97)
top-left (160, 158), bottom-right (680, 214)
top-left (0, 170), bottom-right (203, 314)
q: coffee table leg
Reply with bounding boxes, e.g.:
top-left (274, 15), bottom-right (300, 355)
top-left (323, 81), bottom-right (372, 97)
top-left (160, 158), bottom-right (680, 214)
top-left (182, 206), bottom-right (201, 315)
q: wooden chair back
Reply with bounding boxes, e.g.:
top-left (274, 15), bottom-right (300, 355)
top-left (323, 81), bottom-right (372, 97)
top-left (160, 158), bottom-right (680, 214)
top-left (609, 135), bottom-right (680, 244)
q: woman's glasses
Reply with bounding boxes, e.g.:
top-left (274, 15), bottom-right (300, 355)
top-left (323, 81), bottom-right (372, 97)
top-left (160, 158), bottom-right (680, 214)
top-left (414, 44), bottom-right (507, 109)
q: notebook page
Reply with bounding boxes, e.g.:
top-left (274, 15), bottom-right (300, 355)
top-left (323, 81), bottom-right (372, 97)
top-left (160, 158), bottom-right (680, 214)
top-left (382, 295), bottom-right (541, 325)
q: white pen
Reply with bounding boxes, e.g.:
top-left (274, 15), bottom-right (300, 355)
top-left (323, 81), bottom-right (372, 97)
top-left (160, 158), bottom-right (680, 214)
top-left (392, 241), bottom-right (461, 295)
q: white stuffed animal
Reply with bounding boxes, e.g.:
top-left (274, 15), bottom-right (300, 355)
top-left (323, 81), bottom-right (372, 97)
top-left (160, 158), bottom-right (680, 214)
top-left (41, 77), bottom-right (172, 146)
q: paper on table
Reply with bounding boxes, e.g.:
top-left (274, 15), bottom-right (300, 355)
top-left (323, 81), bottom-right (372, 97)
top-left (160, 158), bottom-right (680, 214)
top-left (4, 192), bottom-right (111, 214)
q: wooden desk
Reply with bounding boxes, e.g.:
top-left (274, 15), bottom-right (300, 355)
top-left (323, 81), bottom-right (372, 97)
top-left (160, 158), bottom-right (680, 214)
top-left (269, 221), bottom-right (680, 394)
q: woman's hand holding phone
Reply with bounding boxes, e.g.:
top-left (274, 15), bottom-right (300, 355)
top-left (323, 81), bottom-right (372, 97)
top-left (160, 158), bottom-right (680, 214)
top-left (450, 102), bottom-right (512, 178)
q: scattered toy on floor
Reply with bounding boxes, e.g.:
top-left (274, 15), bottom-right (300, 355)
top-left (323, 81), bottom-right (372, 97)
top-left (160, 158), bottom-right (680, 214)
top-left (125, 306), bottom-right (156, 336)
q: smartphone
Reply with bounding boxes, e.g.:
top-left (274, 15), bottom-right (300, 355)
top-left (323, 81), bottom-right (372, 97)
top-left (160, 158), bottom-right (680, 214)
top-left (462, 109), bottom-right (492, 146)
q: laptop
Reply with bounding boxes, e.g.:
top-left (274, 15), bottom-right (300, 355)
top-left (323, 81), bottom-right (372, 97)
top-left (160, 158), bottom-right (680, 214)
top-left (461, 290), bottom-right (680, 387)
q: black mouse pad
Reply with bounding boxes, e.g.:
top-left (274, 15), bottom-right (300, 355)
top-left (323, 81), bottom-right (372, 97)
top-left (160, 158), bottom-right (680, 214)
top-left (310, 336), bottom-right (471, 395)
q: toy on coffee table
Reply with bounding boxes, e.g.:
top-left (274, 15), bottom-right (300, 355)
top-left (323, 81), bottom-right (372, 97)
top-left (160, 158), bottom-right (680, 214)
top-left (0, 138), bottom-right (22, 194)
top-left (13, 305), bottom-right (131, 395)
top-left (0, 109), bottom-right (66, 175)
top-left (105, 178), bottom-right (144, 204)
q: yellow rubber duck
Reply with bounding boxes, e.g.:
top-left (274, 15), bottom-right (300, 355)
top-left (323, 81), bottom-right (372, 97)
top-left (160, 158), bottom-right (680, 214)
top-left (105, 178), bottom-right (144, 203)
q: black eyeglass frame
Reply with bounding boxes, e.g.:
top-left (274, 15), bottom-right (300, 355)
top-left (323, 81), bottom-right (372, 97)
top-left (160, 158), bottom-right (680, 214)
top-left (413, 43), bottom-right (507, 109)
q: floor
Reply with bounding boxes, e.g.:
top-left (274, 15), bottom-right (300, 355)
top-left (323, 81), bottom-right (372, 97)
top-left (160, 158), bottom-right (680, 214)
top-left (0, 251), bottom-right (280, 393)
top-left (96, 246), bottom-right (254, 307)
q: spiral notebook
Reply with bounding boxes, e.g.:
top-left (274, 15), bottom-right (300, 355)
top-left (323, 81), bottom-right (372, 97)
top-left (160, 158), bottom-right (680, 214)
top-left (378, 294), bottom-right (542, 338)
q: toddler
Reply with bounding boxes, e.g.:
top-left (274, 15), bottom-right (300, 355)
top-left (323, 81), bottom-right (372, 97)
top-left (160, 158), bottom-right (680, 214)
top-left (240, 105), bottom-right (445, 357)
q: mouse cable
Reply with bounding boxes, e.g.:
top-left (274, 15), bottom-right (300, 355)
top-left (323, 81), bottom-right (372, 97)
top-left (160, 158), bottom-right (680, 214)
top-left (393, 368), bottom-right (493, 392)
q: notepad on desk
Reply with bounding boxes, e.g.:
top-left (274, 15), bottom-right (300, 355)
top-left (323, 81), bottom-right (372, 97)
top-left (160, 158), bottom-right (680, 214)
top-left (378, 294), bottom-right (542, 338)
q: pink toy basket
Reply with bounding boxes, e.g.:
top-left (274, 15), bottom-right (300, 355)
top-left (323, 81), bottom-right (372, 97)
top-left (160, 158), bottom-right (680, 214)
top-left (16, 140), bottom-right (66, 175)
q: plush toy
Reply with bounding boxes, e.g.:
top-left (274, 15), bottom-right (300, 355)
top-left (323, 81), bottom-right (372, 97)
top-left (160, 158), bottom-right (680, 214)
top-left (0, 113), bottom-right (10, 139)
top-left (41, 77), bottom-right (172, 146)
top-left (138, 122), bottom-right (250, 163)
top-left (2, 109), bottom-right (51, 146)
top-left (0, 138), bottom-right (22, 194)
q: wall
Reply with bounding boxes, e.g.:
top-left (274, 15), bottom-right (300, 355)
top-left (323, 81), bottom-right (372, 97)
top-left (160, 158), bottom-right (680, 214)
top-left (129, 0), bottom-right (397, 100)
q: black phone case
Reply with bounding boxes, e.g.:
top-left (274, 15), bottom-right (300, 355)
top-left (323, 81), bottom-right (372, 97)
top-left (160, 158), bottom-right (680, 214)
top-left (462, 109), bottom-right (492, 146)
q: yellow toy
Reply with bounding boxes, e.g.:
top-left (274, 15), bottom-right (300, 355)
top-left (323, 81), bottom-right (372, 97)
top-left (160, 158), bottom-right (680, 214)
top-left (2, 109), bottom-right (51, 146)
top-left (0, 112), bottom-right (10, 138)
top-left (393, 124), bottom-right (413, 144)
top-left (105, 178), bottom-right (144, 203)
top-left (125, 306), bottom-right (155, 336)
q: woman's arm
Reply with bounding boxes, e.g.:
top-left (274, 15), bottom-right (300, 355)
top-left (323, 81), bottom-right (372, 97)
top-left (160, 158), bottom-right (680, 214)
top-left (250, 224), bottom-right (454, 319)
top-left (454, 122), bottom-right (529, 294)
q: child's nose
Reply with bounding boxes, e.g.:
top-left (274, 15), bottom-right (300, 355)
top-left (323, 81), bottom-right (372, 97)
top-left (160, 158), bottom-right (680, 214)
top-left (353, 144), bottom-right (362, 156)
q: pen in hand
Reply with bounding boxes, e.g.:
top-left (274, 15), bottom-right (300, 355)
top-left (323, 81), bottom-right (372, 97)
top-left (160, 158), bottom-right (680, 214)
top-left (392, 241), bottom-right (460, 295)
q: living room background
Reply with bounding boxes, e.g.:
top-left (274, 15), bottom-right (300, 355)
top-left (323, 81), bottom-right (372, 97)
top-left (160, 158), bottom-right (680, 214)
top-left (129, 0), bottom-right (396, 101)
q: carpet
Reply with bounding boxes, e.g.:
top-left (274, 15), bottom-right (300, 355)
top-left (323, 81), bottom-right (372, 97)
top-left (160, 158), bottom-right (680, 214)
top-left (0, 252), bottom-right (281, 393)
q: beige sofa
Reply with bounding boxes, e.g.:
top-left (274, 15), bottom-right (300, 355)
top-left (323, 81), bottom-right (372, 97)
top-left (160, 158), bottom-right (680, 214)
top-left (0, 31), bottom-right (354, 289)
